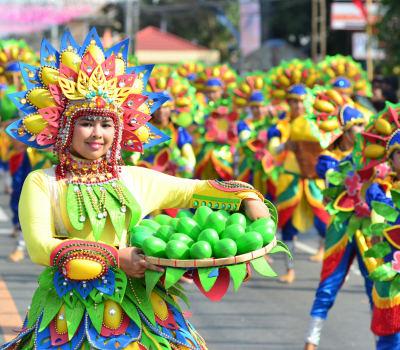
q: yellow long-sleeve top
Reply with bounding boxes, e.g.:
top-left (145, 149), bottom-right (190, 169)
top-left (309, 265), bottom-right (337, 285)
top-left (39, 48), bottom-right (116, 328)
top-left (20, 166), bottom-right (261, 266)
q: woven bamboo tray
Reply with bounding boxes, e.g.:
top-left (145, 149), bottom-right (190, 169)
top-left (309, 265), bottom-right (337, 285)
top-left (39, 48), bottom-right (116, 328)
top-left (143, 236), bottom-right (277, 268)
top-left (294, 141), bottom-right (323, 179)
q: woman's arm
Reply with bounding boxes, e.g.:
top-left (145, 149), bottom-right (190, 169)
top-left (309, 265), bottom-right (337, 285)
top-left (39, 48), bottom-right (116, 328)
top-left (128, 167), bottom-right (268, 220)
top-left (19, 170), bottom-right (63, 266)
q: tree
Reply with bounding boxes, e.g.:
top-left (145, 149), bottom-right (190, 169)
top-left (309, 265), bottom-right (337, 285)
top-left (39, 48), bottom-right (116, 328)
top-left (376, 0), bottom-right (400, 72)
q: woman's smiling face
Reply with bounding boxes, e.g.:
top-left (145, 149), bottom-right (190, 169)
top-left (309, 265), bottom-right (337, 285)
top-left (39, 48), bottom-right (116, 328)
top-left (69, 115), bottom-right (115, 160)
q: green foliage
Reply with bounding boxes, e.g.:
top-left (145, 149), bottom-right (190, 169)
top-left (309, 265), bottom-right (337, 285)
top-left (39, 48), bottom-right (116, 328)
top-left (368, 262), bottom-right (398, 281)
top-left (376, 0), bottom-right (400, 72)
top-left (364, 241), bottom-right (392, 258)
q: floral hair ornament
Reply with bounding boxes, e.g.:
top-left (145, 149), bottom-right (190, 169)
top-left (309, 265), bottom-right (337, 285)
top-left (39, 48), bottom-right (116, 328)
top-left (352, 103), bottom-right (400, 171)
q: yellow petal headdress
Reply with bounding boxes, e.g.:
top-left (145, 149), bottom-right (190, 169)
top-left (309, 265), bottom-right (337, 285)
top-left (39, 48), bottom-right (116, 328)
top-left (6, 28), bottom-right (170, 155)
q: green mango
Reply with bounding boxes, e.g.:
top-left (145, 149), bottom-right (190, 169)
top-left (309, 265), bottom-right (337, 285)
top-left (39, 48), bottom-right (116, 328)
top-left (203, 211), bottom-right (227, 234)
top-left (177, 217), bottom-right (202, 241)
top-left (249, 225), bottom-right (275, 246)
top-left (131, 225), bottom-right (156, 235)
top-left (165, 241), bottom-right (191, 259)
top-left (246, 217), bottom-right (276, 231)
top-left (142, 237), bottom-right (167, 258)
top-left (218, 210), bottom-right (231, 219)
top-left (197, 229), bottom-right (219, 252)
top-left (176, 210), bottom-right (194, 219)
top-left (225, 213), bottom-right (247, 229)
top-left (130, 231), bottom-right (154, 248)
top-left (193, 206), bottom-right (213, 228)
top-left (236, 231), bottom-right (263, 255)
top-left (220, 224), bottom-right (245, 242)
top-left (139, 219), bottom-right (161, 232)
top-left (213, 239), bottom-right (237, 258)
top-left (168, 218), bottom-right (180, 230)
top-left (154, 214), bottom-right (172, 226)
top-left (156, 225), bottom-right (177, 242)
top-left (190, 241), bottom-right (212, 259)
top-left (169, 233), bottom-right (195, 248)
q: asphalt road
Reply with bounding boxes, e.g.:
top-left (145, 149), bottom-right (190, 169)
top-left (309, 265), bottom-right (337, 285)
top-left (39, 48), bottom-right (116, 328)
top-left (0, 184), bottom-right (375, 349)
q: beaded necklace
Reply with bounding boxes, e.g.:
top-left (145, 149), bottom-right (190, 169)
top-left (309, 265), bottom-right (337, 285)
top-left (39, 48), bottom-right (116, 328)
top-left (65, 153), bottom-right (138, 241)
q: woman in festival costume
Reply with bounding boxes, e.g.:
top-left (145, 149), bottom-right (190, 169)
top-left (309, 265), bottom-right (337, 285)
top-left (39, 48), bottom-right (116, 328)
top-left (263, 59), bottom-right (322, 202)
top-left (233, 73), bottom-right (273, 197)
top-left (267, 84), bottom-right (333, 282)
top-left (303, 92), bottom-right (388, 349)
top-left (348, 103), bottom-right (400, 349)
top-left (308, 89), bottom-right (367, 261)
top-left (0, 28), bottom-right (271, 350)
top-left (136, 72), bottom-right (197, 180)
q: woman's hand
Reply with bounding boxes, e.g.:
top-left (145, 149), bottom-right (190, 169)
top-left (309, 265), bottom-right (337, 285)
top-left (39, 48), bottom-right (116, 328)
top-left (242, 199), bottom-right (270, 222)
top-left (119, 247), bottom-right (164, 278)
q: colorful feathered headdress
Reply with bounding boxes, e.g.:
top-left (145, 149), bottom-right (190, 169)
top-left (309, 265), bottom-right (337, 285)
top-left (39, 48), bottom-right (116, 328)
top-left (196, 64), bottom-right (237, 92)
top-left (312, 88), bottom-right (365, 146)
top-left (319, 55), bottom-right (372, 97)
top-left (353, 104), bottom-right (400, 170)
top-left (0, 39), bottom-right (39, 76)
top-left (233, 73), bottom-right (266, 107)
top-left (265, 58), bottom-right (322, 102)
top-left (6, 28), bottom-right (170, 154)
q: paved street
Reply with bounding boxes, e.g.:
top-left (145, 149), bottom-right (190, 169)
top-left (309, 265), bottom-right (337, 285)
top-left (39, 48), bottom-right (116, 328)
top-left (0, 186), bottom-right (375, 349)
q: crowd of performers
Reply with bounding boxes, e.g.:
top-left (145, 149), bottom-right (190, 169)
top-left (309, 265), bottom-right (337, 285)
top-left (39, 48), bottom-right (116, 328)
top-left (1, 36), bottom-right (400, 349)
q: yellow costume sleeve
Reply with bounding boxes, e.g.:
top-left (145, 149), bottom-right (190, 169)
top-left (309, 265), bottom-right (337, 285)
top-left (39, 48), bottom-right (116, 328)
top-left (181, 143), bottom-right (196, 171)
top-left (124, 166), bottom-right (263, 217)
top-left (19, 170), bottom-right (63, 266)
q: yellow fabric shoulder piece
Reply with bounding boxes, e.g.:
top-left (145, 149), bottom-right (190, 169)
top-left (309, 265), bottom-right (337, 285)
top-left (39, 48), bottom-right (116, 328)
top-left (191, 180), bottom-right (262, 211)
top-left (290, 115), bottom-right (319, 142)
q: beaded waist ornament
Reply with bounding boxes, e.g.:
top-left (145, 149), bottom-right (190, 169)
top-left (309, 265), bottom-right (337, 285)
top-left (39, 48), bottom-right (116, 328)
top-left (5, 28), bottom-right (171, 241)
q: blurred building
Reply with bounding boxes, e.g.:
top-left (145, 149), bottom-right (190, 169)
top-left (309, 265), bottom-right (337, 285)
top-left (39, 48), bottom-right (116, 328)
top-left (135, 26), bottom-right (220, 64)
top-left (233, 39), bottom-right (308, 72)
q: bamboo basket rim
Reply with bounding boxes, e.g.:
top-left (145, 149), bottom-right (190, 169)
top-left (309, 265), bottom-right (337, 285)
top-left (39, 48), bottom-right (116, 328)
top-left (143, 237), bottom-right (277, 268)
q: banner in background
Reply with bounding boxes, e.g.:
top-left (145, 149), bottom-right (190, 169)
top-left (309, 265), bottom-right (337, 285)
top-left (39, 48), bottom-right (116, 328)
top-left (352, 32), bottom-right (386, 60)
top-left (331, 2), bottom-right (380, 30)
top-left (239, 0), bottom-right (261, 56)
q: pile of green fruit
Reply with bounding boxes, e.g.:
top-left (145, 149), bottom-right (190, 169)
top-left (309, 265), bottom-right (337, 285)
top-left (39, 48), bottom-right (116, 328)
top-left (130, 207), bottom-right (276, 260)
